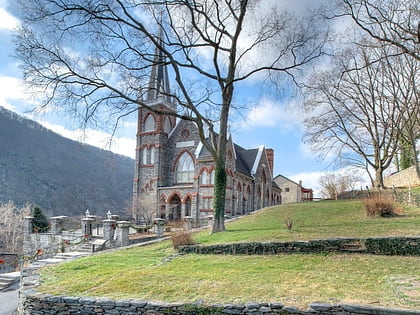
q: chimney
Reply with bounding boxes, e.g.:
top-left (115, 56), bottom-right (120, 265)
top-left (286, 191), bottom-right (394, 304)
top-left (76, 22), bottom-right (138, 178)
top-left (266, 148), bottom-right (274, 177)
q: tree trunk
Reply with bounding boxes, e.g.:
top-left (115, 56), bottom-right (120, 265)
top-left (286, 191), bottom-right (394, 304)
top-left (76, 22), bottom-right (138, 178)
top-left (374, 166), bottom-right (385, 190)
top-left (212, 156), bottom-right (227, 233)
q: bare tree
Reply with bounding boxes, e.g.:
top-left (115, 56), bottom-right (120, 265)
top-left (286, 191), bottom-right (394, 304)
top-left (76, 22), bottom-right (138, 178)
top-left (15, 0), bottom-right (327, 232)
top-left (337, 0), bottom-right (420, 61)
top-left (383, 53), bottom-right (420, 179)
top-left (304, 43), bottom-right (404, 189)
top-left (319, 172), bottom-right (361, 200)
top-left (0, 201), bottom-right (31, 254)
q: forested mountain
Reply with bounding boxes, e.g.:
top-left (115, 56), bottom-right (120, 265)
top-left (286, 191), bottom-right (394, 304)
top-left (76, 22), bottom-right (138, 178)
top-left (0, 107), bottom-right (134, 217)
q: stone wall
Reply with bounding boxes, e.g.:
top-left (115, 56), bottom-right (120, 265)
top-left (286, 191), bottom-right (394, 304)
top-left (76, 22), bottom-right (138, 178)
top-left (384, 165), bottom-right (420, 188)
top-left (18, 291), bottom-right (420, 315)
top-left (179, 237), bottom-right (420, 256)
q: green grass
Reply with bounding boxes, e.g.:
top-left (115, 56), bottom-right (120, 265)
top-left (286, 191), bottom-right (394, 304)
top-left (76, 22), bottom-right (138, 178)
top-left (37, 200), bottom-right (420, 310)
top-left (194, 200), bottom-right (420, 244)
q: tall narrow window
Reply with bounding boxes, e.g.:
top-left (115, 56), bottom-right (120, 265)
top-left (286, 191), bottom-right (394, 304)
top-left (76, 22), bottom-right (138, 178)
top-left (175, 152), bottom-right (194, 183)
top-left (144, 115), bottom-right (156, 132)
top-left (200, 171), bottom-right (208, 185)
top-left (150, 147), bottom-right (155, 164)
top-left (142, 147), bottom-right (148, 165)
top-left (210, 169), bottom-right (215, 184)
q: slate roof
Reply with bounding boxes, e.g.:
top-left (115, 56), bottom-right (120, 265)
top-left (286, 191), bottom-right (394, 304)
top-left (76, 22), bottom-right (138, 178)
top-left (195, 136), bottom-right (260, 178)
top-left (234, 144), bottom-right (259, 177)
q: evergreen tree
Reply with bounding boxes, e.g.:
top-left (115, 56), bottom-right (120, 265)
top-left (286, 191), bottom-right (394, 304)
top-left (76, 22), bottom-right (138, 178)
top-left (32, 206), bottom-right (49, 232)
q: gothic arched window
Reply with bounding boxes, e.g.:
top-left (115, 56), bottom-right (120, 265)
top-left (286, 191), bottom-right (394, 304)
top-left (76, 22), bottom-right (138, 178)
top-left (144, 114), bottom-right (156, 132)
top-left (175, 152), bottom-right (194, 183)
top-left (163, 117), bottom-right (172, 134)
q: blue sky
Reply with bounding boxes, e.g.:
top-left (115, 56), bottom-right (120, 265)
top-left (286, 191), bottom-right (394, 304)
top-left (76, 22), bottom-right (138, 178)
top-left (0, 0), bottom-right (339, 198)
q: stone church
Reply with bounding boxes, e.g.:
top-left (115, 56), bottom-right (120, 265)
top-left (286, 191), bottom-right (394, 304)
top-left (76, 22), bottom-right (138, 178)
top-left (132, 48), bottom-right (282, 224)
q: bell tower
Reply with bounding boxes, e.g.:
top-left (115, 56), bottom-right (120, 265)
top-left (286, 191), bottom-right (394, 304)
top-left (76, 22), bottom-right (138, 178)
top-left (132, 36), bottom-right (176, 222)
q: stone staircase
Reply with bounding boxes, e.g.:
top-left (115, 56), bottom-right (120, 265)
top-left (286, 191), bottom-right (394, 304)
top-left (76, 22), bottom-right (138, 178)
top-left (0, 251), bottom-right (91, 292)
top-left (76, 242), bottom-right (94, 253)
top-left (341, 241), bottom-right (366, 253)
top-left (0, 272), bottom-right (20, 291)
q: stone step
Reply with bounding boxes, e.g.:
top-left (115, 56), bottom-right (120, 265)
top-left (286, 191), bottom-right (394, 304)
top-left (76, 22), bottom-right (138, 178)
top-left (0, 272), bottom-right (20, 291)
top-left (342, 242), bottom-right (366, 252)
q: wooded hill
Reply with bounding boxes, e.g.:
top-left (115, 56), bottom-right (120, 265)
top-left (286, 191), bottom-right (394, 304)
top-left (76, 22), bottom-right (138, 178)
top-left (0, 107), bottom-right (134, 217)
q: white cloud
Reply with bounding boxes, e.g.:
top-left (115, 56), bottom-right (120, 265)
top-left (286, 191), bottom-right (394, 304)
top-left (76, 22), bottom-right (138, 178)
top-left (0, 75), bottom-right (28, 111)
top-left (240, 98), bottom-right (304, 133)
top-left (0, 6), bottom-right (19, 31)
top-left (38, 120), bottom-right (136, 159)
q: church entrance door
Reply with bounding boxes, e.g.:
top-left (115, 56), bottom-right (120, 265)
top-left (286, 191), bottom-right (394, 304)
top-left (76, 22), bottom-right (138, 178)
top-left (168, 195), bottom-right (182, 221)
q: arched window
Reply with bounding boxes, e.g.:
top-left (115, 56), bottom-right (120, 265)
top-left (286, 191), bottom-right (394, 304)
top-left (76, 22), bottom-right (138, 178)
top-left (200, 170), bottom-right (208, 185)
top-left (163, 117), bottom-right (172, 134)
top-left (144, 114), bottom-right (156, 132)
top-left (210, 169), bottom-right (215, 184)
top-left (142, 147), bottom-right (148, 164)
top-left (175, 152), bottom-right (194, 183)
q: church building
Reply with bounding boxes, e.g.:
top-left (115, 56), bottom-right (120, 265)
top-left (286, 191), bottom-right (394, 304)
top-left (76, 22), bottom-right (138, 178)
top-left (132, 48), bottom-right (282, 224)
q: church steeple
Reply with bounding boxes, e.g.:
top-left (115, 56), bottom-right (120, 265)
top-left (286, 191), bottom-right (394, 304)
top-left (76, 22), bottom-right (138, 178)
top-left (146, 31), bottom-right (172, 104)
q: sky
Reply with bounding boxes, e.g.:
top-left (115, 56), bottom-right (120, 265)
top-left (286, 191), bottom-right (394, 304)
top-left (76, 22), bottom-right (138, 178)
top-left (0, 0), bottom-right (346, 198)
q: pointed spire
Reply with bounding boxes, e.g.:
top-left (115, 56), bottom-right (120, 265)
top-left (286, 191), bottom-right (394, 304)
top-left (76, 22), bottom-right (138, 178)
top-left (146, 26), bottom-right (171, 103)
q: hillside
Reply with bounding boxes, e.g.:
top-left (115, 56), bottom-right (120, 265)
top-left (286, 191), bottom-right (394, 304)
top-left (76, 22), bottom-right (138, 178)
top-left (37, 201), bottom-right (420, 310)
top-left (0, 106), bottom-right (134, 217)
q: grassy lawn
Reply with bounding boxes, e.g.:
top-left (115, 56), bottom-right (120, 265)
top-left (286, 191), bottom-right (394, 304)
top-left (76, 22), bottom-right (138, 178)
top-left (195, 200), bottom-right (420, 244)
top-left (37, 200), bottom-right (420, 310)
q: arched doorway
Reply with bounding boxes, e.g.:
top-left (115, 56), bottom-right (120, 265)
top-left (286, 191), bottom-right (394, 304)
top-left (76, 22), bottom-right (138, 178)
top-left (168, 194), bottom-right (182, 221)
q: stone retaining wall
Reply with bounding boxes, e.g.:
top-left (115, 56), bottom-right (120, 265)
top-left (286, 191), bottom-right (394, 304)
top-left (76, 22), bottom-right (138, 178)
top-left (384, 166), bottom-right (420, 188)
top-left (17, 263), bottom-right (420, 314)
top-left (179, 237), bottom-right (420, 256)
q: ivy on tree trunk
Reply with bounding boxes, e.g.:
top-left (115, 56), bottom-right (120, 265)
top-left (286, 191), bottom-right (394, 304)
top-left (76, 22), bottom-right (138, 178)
top-left (212, 157), bottom-right (226, 233)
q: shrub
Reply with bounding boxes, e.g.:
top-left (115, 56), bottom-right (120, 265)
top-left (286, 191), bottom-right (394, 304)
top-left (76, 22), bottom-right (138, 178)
top-left (363, 196), bottom-right (398, 218)
top-left (171, 228), bottom-right (195, 249)
top-left (32, 206), bottom-right (50, 232)
top-left (284, 217), bottom-right (293, 231)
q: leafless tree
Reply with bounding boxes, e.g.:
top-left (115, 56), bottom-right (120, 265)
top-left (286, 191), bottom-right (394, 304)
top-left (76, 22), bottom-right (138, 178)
top-left (15, 0), bottom-right (327, 232)
top-left (319, 172), bottom-right (361, 200)
top-left (383, 53), bottom-right (420, 179)
top-left (304, 43), bottom-right (404, 189)
top-left (0, 201), bottom-right (31, 254)
top-left (336, 0), bottom-right (420, 61)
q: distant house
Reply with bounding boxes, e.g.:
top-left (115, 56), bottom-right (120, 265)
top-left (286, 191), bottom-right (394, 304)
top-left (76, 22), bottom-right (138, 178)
top-left (274, 175), bottom-right (313, 204)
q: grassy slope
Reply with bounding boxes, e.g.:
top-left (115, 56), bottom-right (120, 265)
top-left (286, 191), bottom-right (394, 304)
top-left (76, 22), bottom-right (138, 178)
top-left (38, 200), bottom-right (420, 309)
top-left (195, 200), bottom-right (420, 244)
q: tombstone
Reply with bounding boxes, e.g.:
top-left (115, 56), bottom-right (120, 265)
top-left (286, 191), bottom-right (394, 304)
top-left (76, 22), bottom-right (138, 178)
top-left (207, 215), bottom-right (213, 228)
top-left (183, 216), bottom-right (193, 231)
top-left (154, 218), bottom-right (166, 238)
top-left (116, 221), bottom-right (130, 247)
